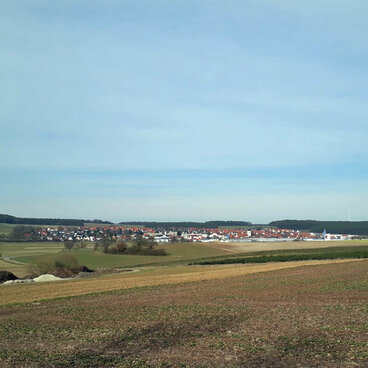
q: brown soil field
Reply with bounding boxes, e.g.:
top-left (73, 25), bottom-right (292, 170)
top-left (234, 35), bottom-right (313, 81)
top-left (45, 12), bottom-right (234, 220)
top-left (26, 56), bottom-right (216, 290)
top-left (0, 259), bottom-right (362, 306)
top-left (209, 240), bottom-right (368, 253)
top-left (0, 260), bottom-right (367, 367)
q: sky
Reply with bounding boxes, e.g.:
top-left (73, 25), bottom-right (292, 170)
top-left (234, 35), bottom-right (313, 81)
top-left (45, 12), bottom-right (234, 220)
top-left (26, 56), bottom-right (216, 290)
top-left (1, 0), bottom-right (368, 223)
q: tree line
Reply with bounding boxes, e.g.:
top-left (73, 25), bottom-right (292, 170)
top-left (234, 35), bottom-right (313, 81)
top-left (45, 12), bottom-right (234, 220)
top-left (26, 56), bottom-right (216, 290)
top-left (93, 235), bottom-right (167, 256)
top-left (269, 220), bottom-right (368, 235)
top-left (63, 236), bottom-right (167, 256)
top-left (118, 220), bottom-right (252, 229)
top-left (0, 225), bottom-right (40, 241)
top-left (0, 214), bottom-right (112, 226)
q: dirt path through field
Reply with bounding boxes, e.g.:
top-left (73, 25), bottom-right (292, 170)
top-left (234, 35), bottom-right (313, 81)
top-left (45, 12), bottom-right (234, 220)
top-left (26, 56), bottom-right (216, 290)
top-left (0, 259), bottom-right (365, 306)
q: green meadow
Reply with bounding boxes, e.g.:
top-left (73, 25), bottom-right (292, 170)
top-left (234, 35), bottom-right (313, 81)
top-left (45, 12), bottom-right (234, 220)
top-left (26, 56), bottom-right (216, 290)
top-left (0, 241), bottom-right (64, 258)
top-left (0, 242), bottom-right (230, 273)
top-left (0, 241), bottom-right (65, 276)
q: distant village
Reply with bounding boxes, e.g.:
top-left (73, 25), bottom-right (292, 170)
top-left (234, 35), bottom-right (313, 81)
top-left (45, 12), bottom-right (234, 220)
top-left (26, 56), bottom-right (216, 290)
top-left (35, 225), bottom-right (354, 243)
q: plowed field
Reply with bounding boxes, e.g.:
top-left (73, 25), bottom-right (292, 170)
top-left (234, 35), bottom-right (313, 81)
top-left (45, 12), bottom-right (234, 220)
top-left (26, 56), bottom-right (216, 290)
top-left (0, 260), bottom-right (368, 367)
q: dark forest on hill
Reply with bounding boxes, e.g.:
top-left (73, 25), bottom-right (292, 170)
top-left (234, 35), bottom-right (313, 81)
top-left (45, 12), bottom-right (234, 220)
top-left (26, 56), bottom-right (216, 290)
top-left (118, 221), bottom-right (252, 229)
top-left (269, 220), bottom-right (368, 235)
top-left (0, 214), bottom-right (112, 227)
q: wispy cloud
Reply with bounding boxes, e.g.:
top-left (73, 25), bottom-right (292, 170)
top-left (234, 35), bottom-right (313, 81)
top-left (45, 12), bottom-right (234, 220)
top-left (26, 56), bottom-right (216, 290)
top-left (1, 1), bottom-right (367, 221)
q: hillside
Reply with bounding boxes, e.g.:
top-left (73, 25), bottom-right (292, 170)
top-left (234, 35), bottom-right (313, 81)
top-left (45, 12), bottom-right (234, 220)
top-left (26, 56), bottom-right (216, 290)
top-left (270, 219), bottom-right (368, 235)
top-left (118, 221), bottom-right (252, 228)
top-left (0, 214), bottom-right (112, 227)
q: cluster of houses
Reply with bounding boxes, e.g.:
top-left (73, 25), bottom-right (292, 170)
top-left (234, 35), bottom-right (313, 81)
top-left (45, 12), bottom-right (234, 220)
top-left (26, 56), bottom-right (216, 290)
top-left (153, 227), bottom-right (352, 243)
top-left (36, 225), bottom-right (353, 243)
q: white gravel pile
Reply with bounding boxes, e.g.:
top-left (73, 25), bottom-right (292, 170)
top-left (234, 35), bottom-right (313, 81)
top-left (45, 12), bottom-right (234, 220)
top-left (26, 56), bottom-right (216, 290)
top-left (3, 279), bottom-right (34, 285)
top-left (33, 274), bottom-right (62, 282)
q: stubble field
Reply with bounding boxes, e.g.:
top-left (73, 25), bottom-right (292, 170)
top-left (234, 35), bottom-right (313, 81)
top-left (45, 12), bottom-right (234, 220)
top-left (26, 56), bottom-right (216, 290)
top-left (1, 260), bottom-right (367, 367)
top-left (0, 259), bottom-right (360, 306)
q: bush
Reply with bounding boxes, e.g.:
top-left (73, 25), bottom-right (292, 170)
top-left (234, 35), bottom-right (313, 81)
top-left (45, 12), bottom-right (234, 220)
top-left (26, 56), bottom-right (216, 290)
top-left (33, 255), bottom-right (56, 274)
top-left (116, 241), bottom-right (127, 253)
top-left (54, 254), bottom-right (79, 269)
top-left (138, 248), bottom-right (168, 256)
top-left (125, 246), bottom-right (167, 256)
top-left (31, 254), bottom-right (80, 276)
top-left (95, 237), bottom-right (115, 253)
top-left (64, 240), bottom-right (75, 251)
top-left (134, 237), bottom-right (155, 249)
top-left (97, 238), bottom-right (168, 256)
top-left (25, 264), bottom-right (42, 278)
top-left (108, 241), bottom-right (128, 254)
top-left (79, 241), bottom-right (87, 249)
top-left (125, 245), bottom-right (141, 254)
top-left (108, 246), bottom-right (118, 254)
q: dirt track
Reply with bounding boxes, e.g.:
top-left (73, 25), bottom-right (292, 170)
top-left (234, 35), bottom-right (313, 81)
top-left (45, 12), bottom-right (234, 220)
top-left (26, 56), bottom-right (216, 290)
top-left (0, 258), bottom-right (365, 306)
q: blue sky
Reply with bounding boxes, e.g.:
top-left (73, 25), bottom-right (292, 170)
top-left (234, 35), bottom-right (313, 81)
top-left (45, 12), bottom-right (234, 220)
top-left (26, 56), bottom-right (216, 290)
top-left (1, 0), bottom-right (367, 223)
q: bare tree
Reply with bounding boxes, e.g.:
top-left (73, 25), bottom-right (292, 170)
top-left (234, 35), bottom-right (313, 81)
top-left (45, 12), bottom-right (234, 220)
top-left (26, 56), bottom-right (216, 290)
top-left (96, 236), bottom-right (114, 254)
top-left (64, 240), bottom-right (75, 251)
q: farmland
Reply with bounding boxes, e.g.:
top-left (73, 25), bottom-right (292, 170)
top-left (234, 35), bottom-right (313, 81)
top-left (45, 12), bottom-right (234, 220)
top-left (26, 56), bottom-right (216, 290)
top-left (0, 242), bottom-right (65, 277)
top-left (15, 243), bottom-right (231, 269)
top-left (0, 259), bottom-right (359, 306)
top-left (1, 260), bottom-right (367, 367)
top-left (206, 239), bottom-right (368, 254)
top-left (0, 242), bottom-right (232, 275)
top-left (192, 246), bottom-right (368, 265)
top-left (1, 239), bottom-right (368, 367)
top-left (1, 240), bottom-right (368, 277)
